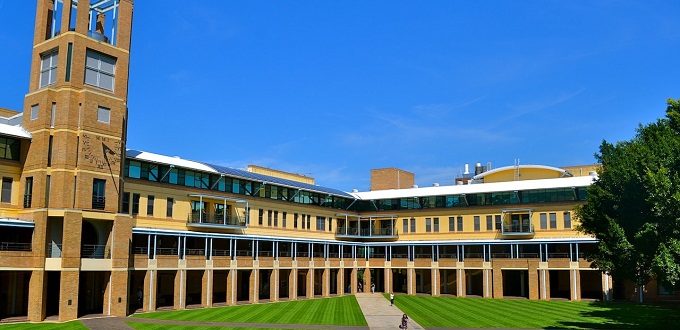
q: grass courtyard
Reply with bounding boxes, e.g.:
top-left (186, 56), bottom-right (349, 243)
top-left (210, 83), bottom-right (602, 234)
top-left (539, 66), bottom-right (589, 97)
top-left (390, 294), bottom-right (680, 329)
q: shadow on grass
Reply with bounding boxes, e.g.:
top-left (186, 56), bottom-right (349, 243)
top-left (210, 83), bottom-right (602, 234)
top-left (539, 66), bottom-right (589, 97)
top-left (547, 301), bottom-right (680, 329)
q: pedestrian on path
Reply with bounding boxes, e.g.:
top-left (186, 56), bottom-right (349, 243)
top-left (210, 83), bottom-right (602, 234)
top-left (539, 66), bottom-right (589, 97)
top-left (399, 313), bottom-right (409, 329)
top-left (371, 283), bottom-right (375, 294)
top-left (390, 292), bottom-right (394, 306)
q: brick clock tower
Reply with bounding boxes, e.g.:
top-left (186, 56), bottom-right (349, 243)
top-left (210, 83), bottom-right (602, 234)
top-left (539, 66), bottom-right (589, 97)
top-left (20, 0), bottom-right (134, 321)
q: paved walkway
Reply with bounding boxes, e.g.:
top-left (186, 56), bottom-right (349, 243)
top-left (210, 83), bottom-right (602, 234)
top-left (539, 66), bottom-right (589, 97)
top-left (71, 293), bottom-right (425, 329)
top-left (354, 292), bottom-right (424, 330)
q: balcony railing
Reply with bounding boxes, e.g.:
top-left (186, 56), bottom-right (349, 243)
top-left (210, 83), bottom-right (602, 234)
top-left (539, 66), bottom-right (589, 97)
top-left (23, 194), bottom-right (32, 208)
top-left (92, 196), bottom-right (106, 210)
top-left (47, 243), bottom-right (62, 258)
top-left (501, 222), bottom-right (534, 235)
top-left (81, 244), bottom-right (109, 259)
top-left (0, 242), bottom-right (31, 251)
top-left (187, 212), bottom-right (247, 228)
top-left (335, 226), bottom-right (398, 238)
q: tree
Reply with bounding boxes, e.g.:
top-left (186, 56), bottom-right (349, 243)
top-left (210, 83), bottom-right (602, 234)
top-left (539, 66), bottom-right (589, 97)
top-left (576, 99), bottom-right (680, 301)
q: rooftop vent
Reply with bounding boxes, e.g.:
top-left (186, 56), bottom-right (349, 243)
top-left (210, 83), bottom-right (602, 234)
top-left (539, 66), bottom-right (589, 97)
top-left (412, 184), bottom-right (419, 188)
top-left (352, 189), bottom-right (359, 193)
top-left (432, 183), bottom-right (440, 187)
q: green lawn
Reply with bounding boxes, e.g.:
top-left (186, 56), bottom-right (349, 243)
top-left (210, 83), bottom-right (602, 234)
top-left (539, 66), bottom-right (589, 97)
top-left (388, 294), bottom-right (680, 329)
top-left (127, 323), bottom-right (310, 330)
top-left (132, 295), bottom-right (367, 326)
top-left (0, 321), bottom-right (86, 329)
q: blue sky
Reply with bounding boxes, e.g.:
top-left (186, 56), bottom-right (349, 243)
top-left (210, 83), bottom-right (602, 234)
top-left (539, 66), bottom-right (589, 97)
top-left (1, 1), bottom-right (679, 191)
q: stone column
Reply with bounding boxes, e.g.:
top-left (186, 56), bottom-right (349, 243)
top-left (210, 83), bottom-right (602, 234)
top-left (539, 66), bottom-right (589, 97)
top-left (202, 269), bottom-right (212, 307)
top-left (58, 270), bottom-right (79, 321)
top-left (492, 265), bottom-right (503, 299)
top-left (528, 261), bottom-right (539, 300)
top-left (174, 269), bottom-right (185, 310)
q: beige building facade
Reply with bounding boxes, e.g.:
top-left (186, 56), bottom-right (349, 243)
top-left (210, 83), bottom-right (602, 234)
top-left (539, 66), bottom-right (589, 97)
top-left (0, 0), bottom-right (677, 324)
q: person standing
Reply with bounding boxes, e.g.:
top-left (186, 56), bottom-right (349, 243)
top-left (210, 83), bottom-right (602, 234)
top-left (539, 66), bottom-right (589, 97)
top-left (400, 314), bottom-right (409, 329)
top-left (390, 292), bottom-right (395, 306)
top-left (371, 283), bottom-right (375, 294)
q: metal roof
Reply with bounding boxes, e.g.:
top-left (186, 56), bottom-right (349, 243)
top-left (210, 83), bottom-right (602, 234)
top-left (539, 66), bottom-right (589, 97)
top-left (0, 122), bottom-right (31, 139)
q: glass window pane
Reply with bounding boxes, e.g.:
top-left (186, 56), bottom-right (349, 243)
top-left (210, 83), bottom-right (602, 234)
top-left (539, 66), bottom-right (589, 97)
top-left (99, 74), bottom-right (114, 90)
top-left (85, 69), bottom-right (98, 86)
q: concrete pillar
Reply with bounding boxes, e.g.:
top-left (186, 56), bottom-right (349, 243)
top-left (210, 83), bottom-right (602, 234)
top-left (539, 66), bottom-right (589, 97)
top-left (482, 269), bottom-right (492, 298)
top-left (322, 268), bottom-right (330, 297)
top-left (226, 270), bottom-right (235, 305)
top-left (363, 267), bottom-right (371, 293)
top-left (492, 265), bottom-right (503, 299)
top-left (28, 270), bottom-right (46, 322)
top-left (202, 269), bottom-right (212, 307)
top-left (539, 269), bottom-right (550, 300)
top-left (59, 270), bottom-right (79, 322)
top-left (351, 268), bottom-right (358, 294)
top-left (385, 267), bottom-right (392, 295)
top-left (528, 262), bottom-right (539, 300)
top-left (174, 269), bottom-right (185, 310)
top-left (457, 268), bottom-right (466, 297)
top-left (570, 268), bottom-right (581, 301)
top-left (250, 269), bottom-right (258, 303)
top-left (407, 267), bottom-right (415, 295)
top-left (110, 269), bottom-right (129, 316)
top-left (432, 267), bottom-right (439, 296)
top-left (337, 268), bottom-right (344, 297)
top-left (289, 269), bottom-right (297, 300)
top-left (306, 269), bottom-right (314, 298)
top-left (143, 269), bottom-right (156, 312)
top-left (271, 269), bottom-right (278, 301)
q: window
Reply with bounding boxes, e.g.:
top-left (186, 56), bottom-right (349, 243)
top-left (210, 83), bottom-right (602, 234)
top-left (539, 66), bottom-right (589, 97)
top-left (40, 49), bottom-right (58, 88)
top-left (433, 217), bottom-right (439, 232)
top-left (486, 215), bottom-right (493, 231)
top-left (426, 218), bottom-right (432, 232)
top-left (449, 217), bottom-right (455, 231)
top-left (549, 213), bottom-right (557, 229)
top-left (0, 137), bottom-right (20, 161)
top-left (403, 219), bottom-right (408, 233)
top-left (495, 215), bottom-right (502, 230)
top-left (1, 177), bottom-right (12, 203)
top-left (147, 195), bottom-right (154, 216)
top-left (294, 213), bottom-right (298, 228)
top-left (24, 177), bottom-right (33, 208)
top-left (122, 192), bottom-right (129, 213)
top-left (274, 211), bottom-right (278, 227)
top-left (97, 106), bottom-right (110, 124)
top-left (267, 210), bottom-right (272, 226)
top-left (31, 104), bottom-right (39, 120)
top-left (474, 216), bottom-right (480, 231)
top-left (540, 213), bottom-right (547, 230)
top-left (45, 175), bottom-right (51, 207)
top-left (306, 214), bottom-right (311, 230)
top-left (316, 216), bottom-right (326, 231)
top-left (301, 214), bottom-right (305, 229)
top-left (85, 49), bottom-right (115, 91)
top-left (47, 136), bottom-right (53, 167)
top-left (457, 216), bottom-right (463, 231)
top-left (166, 197), bottom-right (174, 217)
top-left (258, 209), bottom-right (264, 225)
top-left (659, 285), bottom-right (676, 295)
top-left (410, 218), bottom-right (416, 233)
top-left (132, 193), bottom-right (140, 215)
top-left (564, 211), bottom-right (571, 229)
top-left (282, 212), bottom-right (287, 228)
top-left (92, 179), bottom-right (105, 210)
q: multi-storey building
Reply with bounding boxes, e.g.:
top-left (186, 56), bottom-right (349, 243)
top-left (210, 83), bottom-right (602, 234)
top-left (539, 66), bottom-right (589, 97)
top-left (1, 0), bottom-right (676, 324)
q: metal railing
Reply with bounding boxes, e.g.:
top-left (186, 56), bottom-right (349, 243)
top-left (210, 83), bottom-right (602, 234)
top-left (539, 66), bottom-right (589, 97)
top-left (23, 194), bottom-right (32, 208)
top-left (188, 212), bottom-right (247, 227)
top-left (501, 222), bottom-right (534, 235)
top-left (133, 247), bottom-right (148, 255)
top-left (81, 244), bottom-right (109, 259)
top-left (185, 248), bottom-right (205, 256)
top-left (0, 242), bottom-right (31, 251)
top-left (335, 226), bottom-right (398, 237)
top-left (92, 196), bottom-right (106, 210)
top-left (47, 243), bottom-right (62, 257)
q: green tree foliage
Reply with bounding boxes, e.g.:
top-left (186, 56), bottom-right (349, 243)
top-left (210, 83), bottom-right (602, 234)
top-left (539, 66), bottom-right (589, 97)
top-left (577, 99), bottom-right (680, 292)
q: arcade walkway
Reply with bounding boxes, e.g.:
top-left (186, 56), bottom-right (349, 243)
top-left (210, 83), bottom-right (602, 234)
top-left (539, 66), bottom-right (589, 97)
top-left (354, 292), bottom-right (424, 330)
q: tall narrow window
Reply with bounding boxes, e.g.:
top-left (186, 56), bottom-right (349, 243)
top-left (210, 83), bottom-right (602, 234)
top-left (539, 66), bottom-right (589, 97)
top-left (97, 106), bottom-right (110, 124)
top-left (147, 195), bottom-right (154, 216)
top-left (258, 209), bottom-right (264, 225)
top-left (132, 193), bottom-right (140, 215)
top-left (47, 136), bottom-right (53, 167)
top-left (564, 211), bottom-right (572, 229)
top-left (495, 215), bottom-right (502, 230)
top-left (24, 177), bottom-right (33, 208)
top-left (403, 219), bottom-right (409, 233)
top-left (294, 213), bottom-right (298, 228)
top-left (274, 211), bottom-right (279, 227)
top-left (122, 192), bottom-right (130, 213)
top-left (267, 210), bottom-right (272, 226)
top-left (40, 49), bottom-right (58, 88)
top-left (433, 217), bottom-right (439, 233)
top-left (474, 216), bottom-right (480, 231)
top-left (316, 216), bottom-right (326, 231)
top-left (45, 175), bottom-right (51, 207)
top-left (449, 217), bottom-right (455, 231)
top-left (486, 215), bottom-right (493, 231)
top-left (85, 49), bottom-right (116, 91)
top-left (306, 214), bottom-right (311, 230)
top-left (30, 104), bottom-right (39, 120)
top-left (166, 197), bottom-right (174, 217)
top-left (410, 218), bottom-right (416, 233)
top-left (426, 218), bottom-right (432, 232)
top-left (549, 213), bottom-right (557, 229)
top-left (540, 213), bottom-right (547, 230)
top-left (50, 103), bottom-right (56, 128)
top-left (457, 216), bottom-right (463, 232)
top-left (282, 212), bottom-right (287, 228)
top-left (1, 177), bottom-right (12, 203)
top-left (65, 43), bottom-right (73, 82)
top-left (92, 179), bottom-right (105, 210)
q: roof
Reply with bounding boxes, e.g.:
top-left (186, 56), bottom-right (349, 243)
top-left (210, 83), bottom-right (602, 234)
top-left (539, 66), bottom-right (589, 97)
top-left (126, 149), bottom-right (354, 198)
top-left (351, 175), bottom-right (595, 200)
top-left (472, 164), bottom-right (571, 180)
top-left (0, 122), bottom-right (31, 139)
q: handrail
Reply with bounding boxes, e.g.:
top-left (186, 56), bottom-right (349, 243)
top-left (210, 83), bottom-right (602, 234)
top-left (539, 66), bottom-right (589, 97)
top-left (82, 244), bottom-right (109, 259)
top-left (0, 242), bottom-right (32, 251)
top-left (187, 212), bottom-right (247, 227)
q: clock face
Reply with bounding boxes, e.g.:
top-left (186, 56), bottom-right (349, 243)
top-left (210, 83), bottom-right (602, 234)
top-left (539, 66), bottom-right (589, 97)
top-left (81, 133), bottom-right (122, 170)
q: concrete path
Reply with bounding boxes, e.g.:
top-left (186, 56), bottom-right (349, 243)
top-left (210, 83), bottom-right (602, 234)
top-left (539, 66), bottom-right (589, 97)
top-left (354, 292), bottom-right (424, 330)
